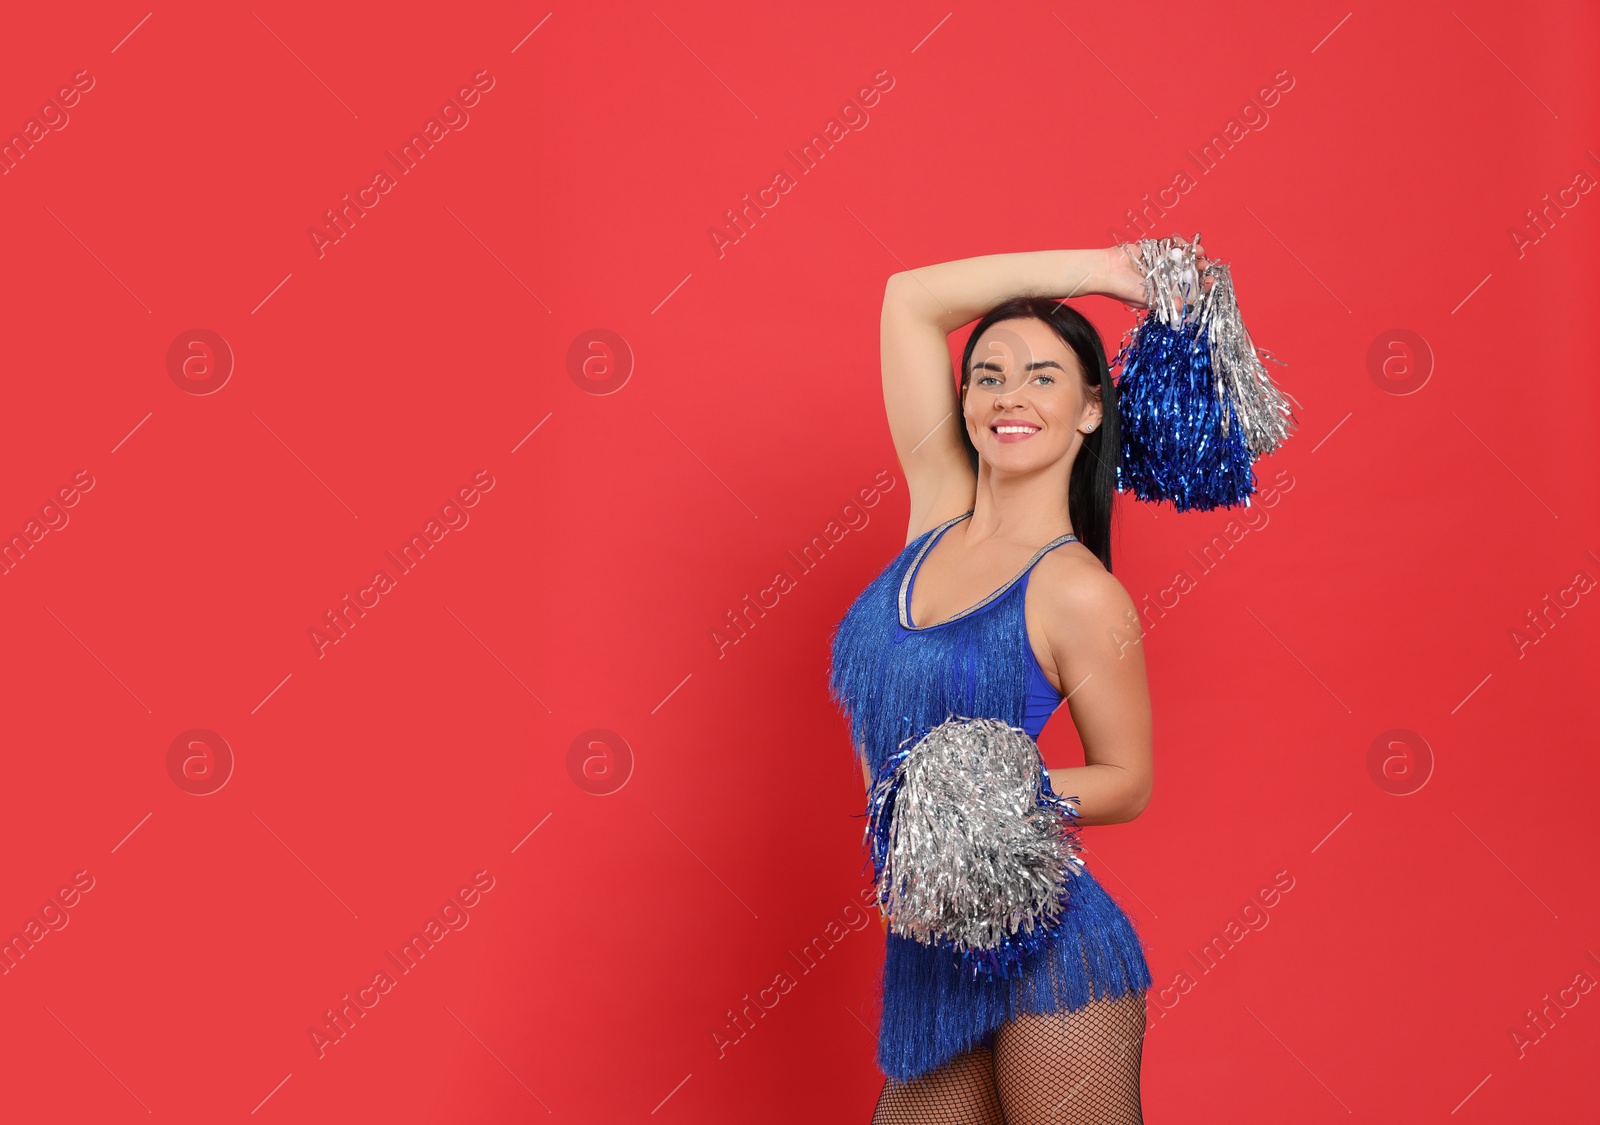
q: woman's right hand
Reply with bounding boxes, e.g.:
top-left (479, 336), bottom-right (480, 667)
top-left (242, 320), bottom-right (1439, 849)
top-left (1100, 242), bottom-right (1215, 311)
top-left (1099, 244), bottom-right (1152, 310)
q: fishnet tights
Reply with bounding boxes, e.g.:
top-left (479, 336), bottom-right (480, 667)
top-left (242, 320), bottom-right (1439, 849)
top-left (869, 990), bottom-right (1147, 1124)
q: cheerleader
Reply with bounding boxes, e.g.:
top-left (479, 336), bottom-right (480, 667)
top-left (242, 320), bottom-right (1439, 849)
top-left (829, 245), bottom-right (1206, 1124)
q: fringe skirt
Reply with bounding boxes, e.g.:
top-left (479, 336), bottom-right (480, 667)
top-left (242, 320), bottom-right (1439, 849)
top-left (875, 862), bottom-right (1153, 1082)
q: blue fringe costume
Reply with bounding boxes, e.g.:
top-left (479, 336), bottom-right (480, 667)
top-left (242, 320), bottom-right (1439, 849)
top-left (828, 511), bottom-right (1154, 1083)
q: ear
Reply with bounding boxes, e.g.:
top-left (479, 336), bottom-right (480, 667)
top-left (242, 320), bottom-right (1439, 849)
top-left (1082, 396), bottom-right (1104, 434)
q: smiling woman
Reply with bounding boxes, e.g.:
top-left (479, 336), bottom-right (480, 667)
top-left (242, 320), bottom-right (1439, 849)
top-left (949, 301), bottom-right (1122, 569)
top-left (829, 247), bottom-right (1161, 1124)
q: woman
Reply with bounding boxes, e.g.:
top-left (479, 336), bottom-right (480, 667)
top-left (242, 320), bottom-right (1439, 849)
top-left (829, 246), bottom-right (1189, 1123)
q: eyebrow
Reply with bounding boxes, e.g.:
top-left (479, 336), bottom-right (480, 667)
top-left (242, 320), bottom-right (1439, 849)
top-left (972, 359), bottom-right (1066, 372)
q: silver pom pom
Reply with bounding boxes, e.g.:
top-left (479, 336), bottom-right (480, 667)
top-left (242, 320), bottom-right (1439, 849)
top-left (1198, 259), bottom-right (1297, 458)
top-left (1123, 232), bottom-right (1298, 458)
top-left (866, 716), bottom-right (1084, 956)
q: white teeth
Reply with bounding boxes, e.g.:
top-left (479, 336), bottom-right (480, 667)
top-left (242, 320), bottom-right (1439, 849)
top-left (994, 425), bottom-right (1038, 434)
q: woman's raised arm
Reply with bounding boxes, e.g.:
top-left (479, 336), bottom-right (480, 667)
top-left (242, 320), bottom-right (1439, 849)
top-left (879, 248), bottom-right (1142, 541)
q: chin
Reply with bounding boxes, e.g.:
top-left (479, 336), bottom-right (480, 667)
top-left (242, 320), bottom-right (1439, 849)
top-left (982, 442), bottom-right (1068, 470)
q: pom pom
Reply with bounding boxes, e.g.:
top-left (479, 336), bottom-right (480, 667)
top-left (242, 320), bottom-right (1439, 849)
top-left (864, 716), bottom-right (1085, 980)
top-left (1111, 233), bottom-right (1298, 512)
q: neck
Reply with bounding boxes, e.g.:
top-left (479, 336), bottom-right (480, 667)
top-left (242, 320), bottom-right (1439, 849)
top-left (965, 461), bottom-right (1075, 546)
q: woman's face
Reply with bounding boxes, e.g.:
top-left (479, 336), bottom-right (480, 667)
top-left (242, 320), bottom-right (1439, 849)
top-left (963, 317), bottom-right (1100, 473)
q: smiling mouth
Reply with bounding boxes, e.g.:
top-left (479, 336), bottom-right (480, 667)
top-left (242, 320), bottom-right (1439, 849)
top-left (991, 423), bottom-right (1041, 442)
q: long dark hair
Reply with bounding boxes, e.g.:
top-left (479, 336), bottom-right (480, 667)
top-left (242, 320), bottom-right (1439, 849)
top-left (956, 297), bottom-right (1121, 572)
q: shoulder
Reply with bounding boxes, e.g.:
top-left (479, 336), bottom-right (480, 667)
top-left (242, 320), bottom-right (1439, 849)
top-left (1029, 545), bottom-right (1140, 649)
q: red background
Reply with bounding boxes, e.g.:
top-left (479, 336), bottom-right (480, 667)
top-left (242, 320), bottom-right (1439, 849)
top-left (2, 2), bottom-right (1597, 1121)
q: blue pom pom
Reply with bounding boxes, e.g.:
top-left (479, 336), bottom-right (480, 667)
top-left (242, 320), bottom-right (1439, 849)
top-left (1114, 315), bottom-right (1257, 512)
